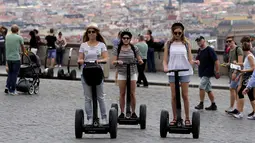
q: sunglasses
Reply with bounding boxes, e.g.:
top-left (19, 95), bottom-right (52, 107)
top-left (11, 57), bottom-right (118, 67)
top-left (122, 37), bottom-right (130, 40)
top-left (226, 40), bottom-right (232, 43)
top-left (88, 30), bottom-right (96, 34)
top-left (174, 32), bottom-right (182, 36)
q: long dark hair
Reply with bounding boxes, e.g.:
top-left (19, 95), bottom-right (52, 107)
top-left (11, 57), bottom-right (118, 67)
top-left (29, 31), bottom-right (36, 39)
top-left (83, 28), bottom-right (106, 44)
top-left (117, 31), bottom-right (136, 59)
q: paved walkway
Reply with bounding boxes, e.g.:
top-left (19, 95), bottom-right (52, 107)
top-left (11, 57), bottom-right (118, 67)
top-left (0, 78), bottom-right (254, 143)
top-left (0, 66), bottom-right (230, 89)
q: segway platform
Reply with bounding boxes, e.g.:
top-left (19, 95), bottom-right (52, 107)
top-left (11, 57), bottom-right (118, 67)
top-left (160, 69), bottom-right (200, 139)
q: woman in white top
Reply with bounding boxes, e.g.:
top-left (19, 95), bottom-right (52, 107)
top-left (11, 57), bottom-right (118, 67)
top-left (77, 23), bottom-right (109, 125)
top-left (163, 22), bottom-right (194, 126)
top-left (232, 41), bottom-right (255, 119)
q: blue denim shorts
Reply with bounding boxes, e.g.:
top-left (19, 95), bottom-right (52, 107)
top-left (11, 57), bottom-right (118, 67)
top-left (47, 49), bottom-right (56, 58)
top-left (168, 75), bottom-right (190, 83)
top-left (229, 79), bottom-right (241, 89)
top-left (199, 76), bottom-right (212, 92)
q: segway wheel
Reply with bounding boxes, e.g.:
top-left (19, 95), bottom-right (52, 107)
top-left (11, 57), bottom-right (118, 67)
top-left (111, 103), bottom-right (118, 116)
top-left (192, 111), bottom-right (200, 139)
top-left (34, 85), bottom-right (39, 94)
top-left (57, 69), bottom-right (64, 78)
top-left (139, 104), bottom-right (147, 129)
top-left (75, 109), bottom-right (84, 139)
top-left (109, 108), bottom-right (117, 139)
top-left (48, 68), bottom-right (54, 78)
top-left (160, 110), bottom-right (169, 138)
top-left (70, 70), bottom-right (76, 80)
top-left (28, 85), bottom-right (34, 95)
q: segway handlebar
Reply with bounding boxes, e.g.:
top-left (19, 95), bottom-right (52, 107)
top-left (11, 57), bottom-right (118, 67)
top-left (115, 61), bottom-right (138, 65)
top-left (166, 69), bottom-right (189, 75)
top-left (78, 60), bottom-right (107, 69)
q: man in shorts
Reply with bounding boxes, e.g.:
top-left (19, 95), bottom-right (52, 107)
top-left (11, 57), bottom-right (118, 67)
top-left (45, 28), bottom-right (57, 68)
top-left (225, 36), bottom-right (243, 113)
top-left (194, 36), bottom-right (220, 110)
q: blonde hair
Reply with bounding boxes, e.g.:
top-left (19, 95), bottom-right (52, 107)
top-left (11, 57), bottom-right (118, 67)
top-left (11, 24), bottom-right (19, 33)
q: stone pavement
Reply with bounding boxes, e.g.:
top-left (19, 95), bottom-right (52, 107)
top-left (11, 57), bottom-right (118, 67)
top-left (0, 66), bottom-right (230, 89)
top-left (0, 77), bottom-right (254, 143)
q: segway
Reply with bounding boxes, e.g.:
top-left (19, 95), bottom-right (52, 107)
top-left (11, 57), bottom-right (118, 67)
top-left (40, 48), bottom-right (54, 78)
top-left (75, 61), bottom-right (118, 139)
top-left (160, 69), bottom-right (200, 139)
top-left (111, 62), bottom-right (147, 129)
top-left (57, 48), bottom-right (76, 80)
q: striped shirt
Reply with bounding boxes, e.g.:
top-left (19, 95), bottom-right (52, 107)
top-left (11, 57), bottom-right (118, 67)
top-left (112, 46), bottom-right (140, 75)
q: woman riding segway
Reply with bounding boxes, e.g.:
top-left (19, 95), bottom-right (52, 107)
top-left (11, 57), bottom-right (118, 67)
top-left (162, 22), bottom-right (194, 126)
top-left (77, 23), bottom-right (109, 125)
top-left (112, 30), bottom-right (144, 119)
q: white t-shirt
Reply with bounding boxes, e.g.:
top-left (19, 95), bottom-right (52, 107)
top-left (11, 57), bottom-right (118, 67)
top-left (79, 42), bottom-right (107, 62)
top-left (167, 42), bottom-right (193, 76)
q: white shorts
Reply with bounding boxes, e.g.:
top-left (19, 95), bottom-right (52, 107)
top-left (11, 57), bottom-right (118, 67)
top-left (117, 73), bottom-right (137, 81)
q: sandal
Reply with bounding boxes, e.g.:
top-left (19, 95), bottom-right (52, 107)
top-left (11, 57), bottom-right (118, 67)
top-left (185, 120), bottom-right (191, 126)
top-left (170, 119), bottom-right (177, 125)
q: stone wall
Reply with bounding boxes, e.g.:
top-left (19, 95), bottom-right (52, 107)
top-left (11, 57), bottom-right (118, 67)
top-left (28, 43), bottom-right (228, 75)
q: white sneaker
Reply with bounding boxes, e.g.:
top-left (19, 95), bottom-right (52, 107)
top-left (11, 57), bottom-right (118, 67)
top-left (225, 107), bottom-right (233, 113)
top-left (55, 65), bottom-right (59, 68)
top-left (9, 91), bottom-right (18, 96)
top-left (247, 114), bottom-right (255, 120)
top-left (59, 65), bottom-right (62, 67)
top-left (101, 118), bottom-right (108, 125)
top-left (87, 119), bottom-right (93, 125)
top-left (233, 112), bottom-right (243, 119)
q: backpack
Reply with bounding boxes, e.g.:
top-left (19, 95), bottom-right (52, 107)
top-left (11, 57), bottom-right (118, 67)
top-left (116, 45), bottom-right (137, 60)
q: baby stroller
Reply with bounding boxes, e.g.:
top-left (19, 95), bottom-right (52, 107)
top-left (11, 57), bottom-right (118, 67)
top-left (16, 52), bottom-right (41, 95)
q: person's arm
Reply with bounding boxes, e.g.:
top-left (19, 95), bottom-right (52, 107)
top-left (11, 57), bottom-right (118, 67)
top-left (247, 70), bottom-right (255, 89)
top-left (134, 45), bottom-right (143, 65)
top-left (187, 42), bottom-right (194, 65)
top-left (111, 46), bottom-right (120, 65)
top-left (20, 37), bottom-right (26, 54)
top-left (63, 37), bottom-right (67, 47)
top-left (163, 41), bottom-right (169, 72)
top-left (77, 44), bottom-right (85, 64)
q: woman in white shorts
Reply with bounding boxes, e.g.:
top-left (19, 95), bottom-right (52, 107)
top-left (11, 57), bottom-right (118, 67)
top-left (112, 30), bottom-right (143, 119)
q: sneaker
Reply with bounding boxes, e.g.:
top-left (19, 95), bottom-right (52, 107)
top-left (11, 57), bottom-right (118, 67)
top-left (137, 83), bottom-right (140, 87)
top-left (227, 109), bottom-right (238, 115)
top-left (126, 111), bottom-right (131, 118)
top-left (4, 88), bottom-right (8, 94)
top-left (55, 65), bottom-right (59, 68)
top-left (9, 91), bottom-right (18, 96)
top-left (131, 112), bottom-right (138, 119)
top-left (118, 113), bottom-right (125, 118)
top-left (247, 111), bottom-right (254, 117)
top-left (205, 103), bottom-right (217, 111)
top-left (225, 107), bottom-right (234, 113)
top-left (59, 65), bottom-right (62, 68)
top-left (87, 119), bottom-right (93, 125)
top-left (247, 114), bottom-right (255, 120)
top-left (195, 102), bottom-right (204, 110)
top-left (101, 118), bottom-right (108, 125)
top-left (233, 112), bottom-right (243, 119)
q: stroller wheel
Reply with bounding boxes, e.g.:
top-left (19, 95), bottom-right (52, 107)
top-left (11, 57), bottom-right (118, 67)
top-left (34, 85), bottom-right (39, 94)
top-left (28, 85), bottom-right (34, 95)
